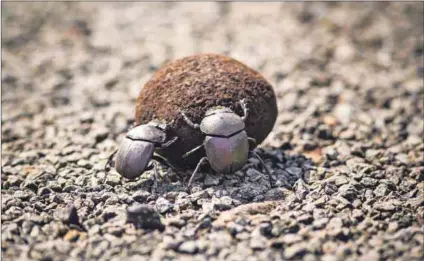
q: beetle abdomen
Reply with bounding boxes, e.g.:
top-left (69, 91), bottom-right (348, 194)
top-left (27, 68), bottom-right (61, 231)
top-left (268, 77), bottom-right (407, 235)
top-left (204, 131), bottom-right (249, 174)
top-left (115, 139), bottom-right (154, 179)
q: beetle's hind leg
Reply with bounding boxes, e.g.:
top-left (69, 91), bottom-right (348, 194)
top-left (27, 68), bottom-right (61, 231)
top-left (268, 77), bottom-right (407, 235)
top-left (249, 150), bottom-right (273, 184)
top-left (188, 157), bottom-right (209, 188)
top-left (144, 162), bottom-right (159, 193)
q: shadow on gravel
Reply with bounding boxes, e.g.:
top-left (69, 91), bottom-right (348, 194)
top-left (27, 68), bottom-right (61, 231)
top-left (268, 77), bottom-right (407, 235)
top-left (116, 147), bottom-right (315, 207)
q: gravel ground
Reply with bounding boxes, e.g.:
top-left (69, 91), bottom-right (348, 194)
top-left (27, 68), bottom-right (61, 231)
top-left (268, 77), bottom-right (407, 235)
top-left (1, 2), bottom-right (423, 261)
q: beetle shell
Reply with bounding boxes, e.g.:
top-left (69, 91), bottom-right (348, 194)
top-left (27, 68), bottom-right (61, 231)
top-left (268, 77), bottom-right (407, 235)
top-left (115, 138), bottom-right (155, 179)
top-left (200, 113), bottom-right (245, 137)
top-left (204, 130), bottom-right (249, 174)
top-left (127, 124), bottom-right (166, 144)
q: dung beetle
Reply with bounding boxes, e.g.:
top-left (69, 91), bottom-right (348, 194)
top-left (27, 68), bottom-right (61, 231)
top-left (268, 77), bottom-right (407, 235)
top-left (105, 120), bottom-right (178, 191)
top-left (180, 99), bottom-right (271, 187)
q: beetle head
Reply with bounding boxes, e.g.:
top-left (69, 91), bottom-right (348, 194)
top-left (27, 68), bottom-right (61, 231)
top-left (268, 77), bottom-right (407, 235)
top-left (127, 122), bottom-right (167, 144)
top-left (147, 119), bottom-right (168, 132)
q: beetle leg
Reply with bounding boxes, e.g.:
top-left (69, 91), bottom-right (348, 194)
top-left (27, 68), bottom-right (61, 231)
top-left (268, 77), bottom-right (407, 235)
top-left (104, 149), bottom-right (118, 172)
top-left (126, 121), bottom-right (136, 132)
top-left (152, 161), bottom-right (159, 194)
top-left (145, 162), bottom-right (154, 171)
top-left (248, 137), bottom-right (257, 147)
top-left (188, 157), bottom-right (209, 188)
top-left (182, 144), bottom-right (204, 158)
top-left (249, 150), bottom-right (273, 183)
top-left (152, 154), bottom-right (181, 178)
top-left (162, 122), bottom-right (172, 132)
top-left (239, 99), bottom-right (249, 122)
top-left (180, 111), bottom-right (200, 129)
top-left (144, 162), bottom-right (159, 193)
top-left (160, 136), bottom-right (178, 148)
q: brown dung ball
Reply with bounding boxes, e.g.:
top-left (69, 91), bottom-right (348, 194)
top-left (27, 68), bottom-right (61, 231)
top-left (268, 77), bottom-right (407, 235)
top-left (135, 54), bottom-right (277, 168)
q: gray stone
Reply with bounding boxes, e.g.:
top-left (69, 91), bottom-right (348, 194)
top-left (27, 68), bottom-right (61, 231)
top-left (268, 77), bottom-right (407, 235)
top-left (126, 204), bottom-right (164, 231)
top-left (56, 204), bottom-right (80, 226)
top-left (177, 241), bottom-right (198, 254)
top-left (132, 190), bottom-right (151, 203)
top-left (105, 173), bottom-right (121, 186)
top-left (286, 167), bottom-right (303, 177)
top-left (155, 197), bottom-right (173, 214)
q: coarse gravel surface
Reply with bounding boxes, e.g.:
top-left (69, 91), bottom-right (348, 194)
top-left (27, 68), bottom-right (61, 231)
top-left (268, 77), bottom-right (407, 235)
top-left (1, 2), bottom-right (423, 261)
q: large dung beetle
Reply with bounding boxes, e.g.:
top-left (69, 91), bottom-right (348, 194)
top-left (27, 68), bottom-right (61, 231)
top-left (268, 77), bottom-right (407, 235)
top-left (180, 99), bottom-right (271, 187)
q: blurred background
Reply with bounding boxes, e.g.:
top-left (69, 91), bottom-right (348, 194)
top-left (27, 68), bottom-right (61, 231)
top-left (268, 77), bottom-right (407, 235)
top-left (2, 2), bottom-right (423, 150)
top-left (1, 2), bottom-right (423, 261)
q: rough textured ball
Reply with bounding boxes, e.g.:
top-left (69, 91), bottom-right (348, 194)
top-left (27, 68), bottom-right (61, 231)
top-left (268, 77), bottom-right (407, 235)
top-left (135, 54), bottom-right (277, 167)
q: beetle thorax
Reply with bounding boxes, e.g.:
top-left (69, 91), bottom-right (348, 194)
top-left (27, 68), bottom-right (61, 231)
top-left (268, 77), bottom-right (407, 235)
top-left (127, 123), bottom-right (166, 144)
top-left (200, 109), bottom-right (245, 137)
top-left (147, 119), bottom-right (168, 132)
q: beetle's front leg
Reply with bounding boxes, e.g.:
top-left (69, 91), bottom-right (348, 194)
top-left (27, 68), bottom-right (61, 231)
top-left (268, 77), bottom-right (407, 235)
top-left (180, 111), bottom-right (200, 129)
top-left (126, 121), bottom-right (136, 132)
top-left (239, 99), bottom-right (249, 122)
top-left (248, 137), bottom-right (257, 147)
top-left (188, 157), bottom-right (209, 188)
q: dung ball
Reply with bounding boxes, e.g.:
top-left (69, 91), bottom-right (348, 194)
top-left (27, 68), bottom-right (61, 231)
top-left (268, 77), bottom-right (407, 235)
top-left (135, 54), bottom-right (277, 167)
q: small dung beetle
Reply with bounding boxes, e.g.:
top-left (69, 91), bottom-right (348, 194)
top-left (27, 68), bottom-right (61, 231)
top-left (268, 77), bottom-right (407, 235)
top-left (106, 120), bottom-right (178, 190)
top-left (180, 99), bottom-right (271, 187)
